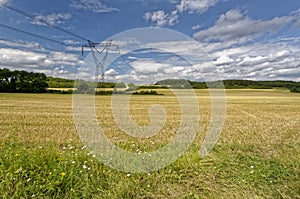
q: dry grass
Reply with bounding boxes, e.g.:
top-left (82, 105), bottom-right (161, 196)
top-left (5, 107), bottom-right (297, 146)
top-left (0, 89), bottom-right (299, 198)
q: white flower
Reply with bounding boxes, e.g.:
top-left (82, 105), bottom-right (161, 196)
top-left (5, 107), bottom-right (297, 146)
top-left (83, 165), bottom-right (87, 169)
top-left (127, 173), bottom-right (131, 177)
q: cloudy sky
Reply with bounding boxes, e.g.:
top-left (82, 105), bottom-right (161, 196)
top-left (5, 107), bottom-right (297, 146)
top-left (0, 0), bottom-right (300, 82)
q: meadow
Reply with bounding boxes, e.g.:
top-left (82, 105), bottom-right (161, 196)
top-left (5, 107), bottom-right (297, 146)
top-left (0, 89), bottom-right (299, 198)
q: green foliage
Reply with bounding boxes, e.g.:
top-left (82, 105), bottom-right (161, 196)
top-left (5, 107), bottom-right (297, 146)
top-left (156, 79), bottom-right (192, 89)
top-left (290, 86), bottom-right (300, 93)
top-left (0, 141), bottom-right (298, 198)
top-left (0, 68), bottom-right (48, 93)
top-left (46, 77), bottom-right (75, 88)
top-left (47, 89), bottom-right (73, 94)
top-left (156, 79), bottom-right (300, 91)
top-left (97, 82), bottom-right (116, 88)
top-left (132, 90), bottom-right (163, 95)
top-left (95, 90), bottom-right (113, 95)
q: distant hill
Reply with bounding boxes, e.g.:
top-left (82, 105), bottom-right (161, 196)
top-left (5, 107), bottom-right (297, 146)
top-left (46, 76), bottom-right (116, 88)
top-left (156, 79), bottom-right (300, 92)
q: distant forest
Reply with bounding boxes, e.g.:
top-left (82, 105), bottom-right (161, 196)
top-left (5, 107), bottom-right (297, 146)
top-left (0, 68), bottom-right (48, 93)
top-left (156, 79), bottom-right (300, 93)
top-left (0, 68), bottom-right (300, 93)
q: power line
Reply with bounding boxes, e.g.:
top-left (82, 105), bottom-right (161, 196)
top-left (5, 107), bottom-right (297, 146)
top-left (1, 3), bottom-right (89, 42)
top-left (0, 38), bottom-right (65, 52)
top-left (0, 23), bottom-right (67, 46)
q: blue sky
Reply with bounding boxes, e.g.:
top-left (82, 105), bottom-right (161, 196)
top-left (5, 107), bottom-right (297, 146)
top-left (0, 0), bottom-right (300, 82)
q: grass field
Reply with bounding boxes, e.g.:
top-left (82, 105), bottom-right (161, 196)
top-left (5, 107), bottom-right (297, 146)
top-left (0, 89), bottom-right (299, 198)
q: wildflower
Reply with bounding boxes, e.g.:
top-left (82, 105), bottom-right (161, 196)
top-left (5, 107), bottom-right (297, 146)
top-left (61, 172), bottom-right (66, 176)
top-left (127, 173), bottom-right (131, 177)
top-left (27, 178), bottom-right (31, 182)
top-left (250, 165), bottom-right (254, 169)
top-left (72, 161), bottom-right (76, 164)
top-left (15, 153), bottom-right (20, 157)
top-left (83, 165), bottom-right (87, 169)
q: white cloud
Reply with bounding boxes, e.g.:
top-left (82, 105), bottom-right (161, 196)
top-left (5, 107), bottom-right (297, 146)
top-left (0, 47), bottom-right (83, 78)
top-left (144, 0), bottom-right (220, 27)
top-left (192, 24), bottom-right (202, 30)
top-left (121, 36), bottom-right (300, 81)
top-left (144, 10), bottom-right (178, 27)
top-left (0, 39), bottom-right (41, 49)
top-left (176, 0), bottom-right (220, 14)
top-left (214, 55), bottom-right (234, 65)
top-left (193, 9), bottom-right (294, 44)
top-left (64, 39), bottom-right (81, 45)
top-left (32, 13), bottom-right (71, 26)
top-left (0, 0), bottom-right (9, 6)
top-left (129, 59), bottom-right (171, 74)
top-left (70, 0), bottom-right (119, 13)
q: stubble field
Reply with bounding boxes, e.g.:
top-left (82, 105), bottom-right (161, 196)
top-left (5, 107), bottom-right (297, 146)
top-left (0, 89), bottom-right (299, 198)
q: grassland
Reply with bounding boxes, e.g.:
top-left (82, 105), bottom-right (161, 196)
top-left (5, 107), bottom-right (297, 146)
top-left (0, 89), bottom-right (299, 198)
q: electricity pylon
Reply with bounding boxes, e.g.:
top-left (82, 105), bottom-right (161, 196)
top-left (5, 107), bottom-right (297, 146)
top-left (82, 40), bottom-right (119, 87)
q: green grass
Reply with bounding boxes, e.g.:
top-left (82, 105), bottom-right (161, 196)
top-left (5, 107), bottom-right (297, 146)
top-left (0, 90), bottom-right (299, 198)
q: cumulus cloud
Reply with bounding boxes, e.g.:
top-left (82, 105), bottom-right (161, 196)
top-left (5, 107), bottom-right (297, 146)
top-left (214, 55), bottom-right (234, 65)
top-left (192, 24), bottom-right (202, 30)
top-left (0, 39), bottom-right (41, 49)
top-left (176, 0), bottom-right (220, 14)
top-left (70, 0), bottom-right (119, 13)
top-left (144, 10), bottom-right (178, 27)
top-left (64, 39), bottom-right (81, 45)
top-left (144, 0), bottom-right (220, 27)
top-left (193, 9), bottom-right (294, 44)
top-left (32, 13), bottom-right (71, 26)
top-left (0, 0), bottom-right (9, 6)
top-left (115, 35), bottom-right (300, 82)
top-left (129, 59), bottom-right (171, 74)
top-left (0, 47), bottom-right (83, 78)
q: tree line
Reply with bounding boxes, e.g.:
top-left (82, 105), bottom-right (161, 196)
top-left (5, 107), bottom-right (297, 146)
top-left (156, 79), bottom-right (300, 92)
top-left (46, 76), bottom-right (116, 88)
top-left (0, 68), bottom-right (48, 93)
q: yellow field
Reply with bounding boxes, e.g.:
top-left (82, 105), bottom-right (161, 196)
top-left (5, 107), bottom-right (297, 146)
top-left (0, 89), bottom-right (299, 198)
top-left (1, 89), bottom-right (299, 147)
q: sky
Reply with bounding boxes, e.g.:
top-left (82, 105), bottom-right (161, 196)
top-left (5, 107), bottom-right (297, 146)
top-left (0, 0), bottom-right (300, 83)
